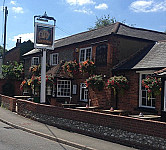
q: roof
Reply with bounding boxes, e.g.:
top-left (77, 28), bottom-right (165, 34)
top-left (113, 41), bottom-right (166, 71)
top-left (23, 22), bottom-right (166, 57)
top-left (46, 61), bottom-right (72, 79)
top-left (54, 22), bottom-right (166, 49)
top-left (23, 49), bottom-right (41, 56)
top-left (133, 41), bottom-right (166, 69)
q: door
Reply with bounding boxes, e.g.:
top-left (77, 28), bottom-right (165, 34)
top-left (80, 83), bottom-right (88, 102)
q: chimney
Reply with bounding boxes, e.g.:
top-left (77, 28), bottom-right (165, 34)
top-left (16, 37), bottom-right (22, 47)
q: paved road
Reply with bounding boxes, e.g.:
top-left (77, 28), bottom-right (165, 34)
top-left (0, 121), bottom-right (77, 150)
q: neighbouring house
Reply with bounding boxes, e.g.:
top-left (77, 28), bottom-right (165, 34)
top-left (4, 38), bottom-right (34, 64)
top-left (22, 22), bottom-right (166, 112)
top-left (0, 39), bottom-right (34, 96)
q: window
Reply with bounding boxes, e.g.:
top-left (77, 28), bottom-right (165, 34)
top-left (95, 44), bottom-right (108, 66)
top-left (57, 80), bottom-right (71, 97)
top-left (139, 72), bottom-right (155, 108)
top-left (50, 53), bottom-right (58, 65)
top-left (31, 57), bottom-right (39, 66)
top-left (80, 83), bottom-right (88, 102)
top-left (79, 47), bottom-right (92, 62)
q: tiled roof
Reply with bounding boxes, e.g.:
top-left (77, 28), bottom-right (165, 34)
top-left (23, 22), bottom-right (166, 56)
top-left (54, 22), bottom-right (166, 48)
top-left (133, 41), bottom-right (166, 69)
top-left (46, 61), bottom-right (72, 79)
top-left (113, 41), bottom-right (166, 71)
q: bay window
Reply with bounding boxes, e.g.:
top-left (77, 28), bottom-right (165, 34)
top-left (57, 80), bottom-right (71, 97)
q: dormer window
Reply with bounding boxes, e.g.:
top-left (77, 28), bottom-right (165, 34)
top-left (31, 57), bottom-right (39, 66)
top-left (79, 47), bottom-right (92, 62)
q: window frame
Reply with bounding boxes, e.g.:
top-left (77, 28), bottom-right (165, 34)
top-left (57, 79), bottom-right (71, 97)
top-left (50, 53), bottom-right (59, 66)
top-left (138, 71), bottom-right (156, 109)
top-left (79, 47), bottom-right (92, 62)
top-left (31, 57), bottom-right (39, 66)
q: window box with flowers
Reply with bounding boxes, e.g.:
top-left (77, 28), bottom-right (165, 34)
top-left (80, 60), bottom-right (96, 76)
top-left (63, 60), bottom-right (79, 77)
top-left (86, 75), bottom-right (105, 91)
top-left (142, 76), bottom-right (161, 99)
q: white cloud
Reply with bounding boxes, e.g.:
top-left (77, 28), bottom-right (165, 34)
top-left (130, 0), bottom-right (166, 12)
top-left (12, 33), bottom-right (34, 43)
top-left (74, 7), bottom-right (93, 14)
top-left (10, 1), bottom-right (16, 5)
top-left (12, 7), bottom-right (24, 13)
top-left (95, 3), bottom-right (108, 10)
top-left (66, 0), bottom-right (95, 5)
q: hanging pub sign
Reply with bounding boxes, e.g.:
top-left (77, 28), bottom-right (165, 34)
top-left (34, 23), bottom-right (55, 50)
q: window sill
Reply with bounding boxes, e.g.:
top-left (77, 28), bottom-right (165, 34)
top-left (134, 107), bottom-right (158, 114)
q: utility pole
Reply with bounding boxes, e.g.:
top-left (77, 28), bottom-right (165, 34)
top-left (3, 6), bottom-right (8, 64)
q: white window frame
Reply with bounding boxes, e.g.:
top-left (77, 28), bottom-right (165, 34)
top-left (31, 57), bottom-right (39, 66)
top-left (80, 83), bottom-right (88, 102)
top-left (57, 79), bottom-right (71, 97)
top-left (138, 71), bottom-right (156, 108)
top-left (50, 53), bottom-right (59, 66)
top-left (79, 47), bottom-right (92, 62)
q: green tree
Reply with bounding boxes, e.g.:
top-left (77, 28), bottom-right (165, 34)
top-left (2, 61), bottom-right (24, 80)
top-left (88, 15), bottom-right (126, 30)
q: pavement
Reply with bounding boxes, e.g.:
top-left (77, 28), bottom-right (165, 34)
top-left (0, 107), bottom-right (136, 150)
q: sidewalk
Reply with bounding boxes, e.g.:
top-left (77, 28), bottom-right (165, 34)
top-left (0, 107), bottom-right (135, 150)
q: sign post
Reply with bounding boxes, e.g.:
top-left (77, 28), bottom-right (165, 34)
top-left (34, 12), bottom-right (56, 103)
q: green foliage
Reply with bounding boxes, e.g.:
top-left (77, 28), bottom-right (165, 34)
top-left (88, 15), bottom-right (117, 30)
top-left (86, 75), bottom-right (105, 91)
top-left (2, 61), bottom-right (24, 80)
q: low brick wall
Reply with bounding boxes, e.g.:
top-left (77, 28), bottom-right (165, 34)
top-left (1, 94), bottom-right (166, 149)
top-left (0, 94), bottom-right (16, 111)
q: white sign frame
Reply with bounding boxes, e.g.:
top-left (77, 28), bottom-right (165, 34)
top-left (34, 22), bottom-right (55, 50)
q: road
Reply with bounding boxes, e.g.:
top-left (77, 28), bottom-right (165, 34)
top-left (0, 121), bottom-right (77, 150)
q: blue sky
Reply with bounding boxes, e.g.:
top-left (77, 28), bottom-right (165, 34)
top-left (0, 0), bottom-right (166, 50)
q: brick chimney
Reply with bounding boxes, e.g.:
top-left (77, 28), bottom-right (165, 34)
top-left (16, 37), bottom-right (21, 47)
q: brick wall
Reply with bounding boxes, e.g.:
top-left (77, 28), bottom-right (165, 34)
top-left (0, 94), bottom-right (16, 111)
top-left (4, 47), bottom-right (20, 64)
top-left (13, 98), bottom-right (166, 139)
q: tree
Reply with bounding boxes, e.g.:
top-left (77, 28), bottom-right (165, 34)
top-left (0, 45), bottom-right (7, 57)
top-left (88, 15), bottom-right (126, 30)
top-left (2, 61), bottom-right (24, 80)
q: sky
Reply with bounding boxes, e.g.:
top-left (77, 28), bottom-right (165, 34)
top-left (0, 0), bottom-right (166, 50)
